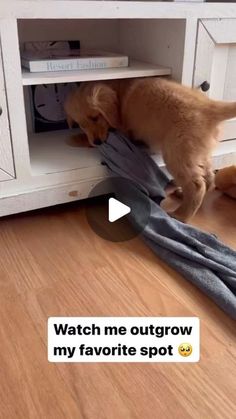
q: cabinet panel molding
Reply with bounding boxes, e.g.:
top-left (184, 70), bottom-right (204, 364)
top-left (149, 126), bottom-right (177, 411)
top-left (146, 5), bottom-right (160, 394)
top-left (0, 41), bottom-right (15, 180)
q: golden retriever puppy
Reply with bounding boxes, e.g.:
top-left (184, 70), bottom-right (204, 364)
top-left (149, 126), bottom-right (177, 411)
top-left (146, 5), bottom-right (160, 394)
top-left (64, 78), bottom-right (236, 221)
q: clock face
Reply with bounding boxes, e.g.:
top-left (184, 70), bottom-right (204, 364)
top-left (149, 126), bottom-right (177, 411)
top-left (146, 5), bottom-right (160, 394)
top-left (34, 83), bottom-right (77, 122)
top-left (24, 40), bottom-right (80, 131)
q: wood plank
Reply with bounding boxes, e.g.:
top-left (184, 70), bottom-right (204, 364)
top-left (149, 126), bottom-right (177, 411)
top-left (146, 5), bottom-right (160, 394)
top-left (0, 191), bottom-right (235, 418)
top-left (0, 283), bottom-right (84, 419)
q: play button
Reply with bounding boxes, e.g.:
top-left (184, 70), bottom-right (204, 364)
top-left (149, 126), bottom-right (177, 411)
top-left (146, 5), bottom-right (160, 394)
top-left (108, 198), bottom-right (131, 222)
top-left (85, 177), bottom-right (151, 242)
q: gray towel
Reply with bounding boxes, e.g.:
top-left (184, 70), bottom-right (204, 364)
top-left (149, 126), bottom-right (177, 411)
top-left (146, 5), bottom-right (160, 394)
top-left (100, 131), bottom-right (236, 319)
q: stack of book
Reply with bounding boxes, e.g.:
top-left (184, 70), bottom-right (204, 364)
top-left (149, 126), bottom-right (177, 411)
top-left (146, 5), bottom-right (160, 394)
top-left (21, 48), bottom-right (129, 73)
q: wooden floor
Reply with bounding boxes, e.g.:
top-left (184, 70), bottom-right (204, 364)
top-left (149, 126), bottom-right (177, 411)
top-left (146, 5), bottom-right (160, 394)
top-left (0, 191), bottom-right (235, 419)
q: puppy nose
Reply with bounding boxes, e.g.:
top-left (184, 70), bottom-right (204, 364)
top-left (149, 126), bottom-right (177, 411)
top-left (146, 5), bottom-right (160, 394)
top-left (93, 139), bottom-right (102, 145)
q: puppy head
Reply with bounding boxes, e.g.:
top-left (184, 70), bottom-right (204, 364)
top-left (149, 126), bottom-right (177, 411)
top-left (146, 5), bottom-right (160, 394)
top-left (64, 82), bottom-right (120, 146)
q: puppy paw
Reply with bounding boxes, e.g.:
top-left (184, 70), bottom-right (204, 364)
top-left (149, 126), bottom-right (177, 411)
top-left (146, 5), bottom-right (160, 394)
top-left (172, 187), bottom-right (183, 199)
top-left (165, 182), bottom-right (183, 199)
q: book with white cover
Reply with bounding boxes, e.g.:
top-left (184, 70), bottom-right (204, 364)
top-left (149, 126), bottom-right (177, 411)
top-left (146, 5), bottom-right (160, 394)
top-left (21, 49), bottom-right (129, 73)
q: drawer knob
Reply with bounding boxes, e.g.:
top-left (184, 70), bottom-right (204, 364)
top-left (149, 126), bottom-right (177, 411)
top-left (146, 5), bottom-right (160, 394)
top-left (200, 81), bottom-right (210, 92)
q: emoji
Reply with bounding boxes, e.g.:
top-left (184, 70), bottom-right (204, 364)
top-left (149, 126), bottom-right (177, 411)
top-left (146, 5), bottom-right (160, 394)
top-left (178, 343), bottom-right (193, 357)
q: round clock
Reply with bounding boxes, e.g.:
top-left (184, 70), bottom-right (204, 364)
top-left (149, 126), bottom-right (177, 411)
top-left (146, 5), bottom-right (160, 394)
top-left (34, 82), bottom-right (77, 123)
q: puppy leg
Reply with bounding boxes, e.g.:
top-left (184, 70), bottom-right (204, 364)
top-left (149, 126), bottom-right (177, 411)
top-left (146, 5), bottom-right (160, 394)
top-left (163, 147), bottom-right (207, 222)
top-left (170, 176), bottom-right (206, 222)
top-left (161, 180), bottom-right (183, 214)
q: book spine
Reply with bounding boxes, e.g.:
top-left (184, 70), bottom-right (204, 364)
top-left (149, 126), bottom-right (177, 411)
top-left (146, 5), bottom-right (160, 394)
top-left (25, 56), bottom-right (129, 73)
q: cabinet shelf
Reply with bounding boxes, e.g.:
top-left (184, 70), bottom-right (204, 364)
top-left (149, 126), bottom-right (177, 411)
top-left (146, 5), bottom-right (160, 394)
top-left (29, 129), bottom-right (101, 176)
top-left (22, 60), bottom-right (171, 86)
top-left (29, 129), bottom-right (236, 177)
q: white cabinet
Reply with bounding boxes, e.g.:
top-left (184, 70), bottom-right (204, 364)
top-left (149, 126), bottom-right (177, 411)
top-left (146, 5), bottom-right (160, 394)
top-left (0, 2), bottom-right (236, 216)
top-left (194, 18), bottom-right (236, 141)
top-left (0, 41), bottom-right (15, 181)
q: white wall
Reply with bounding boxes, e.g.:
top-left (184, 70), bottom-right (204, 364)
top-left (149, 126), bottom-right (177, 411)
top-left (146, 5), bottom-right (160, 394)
top-left (18, 19), bottom-right (120, 51)
top-left (119, 19), bottom-right (186, 81)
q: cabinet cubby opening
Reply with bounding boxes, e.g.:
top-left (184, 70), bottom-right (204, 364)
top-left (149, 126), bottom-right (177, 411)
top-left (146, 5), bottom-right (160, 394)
top-left (19, 18), bottom-right (186, 175)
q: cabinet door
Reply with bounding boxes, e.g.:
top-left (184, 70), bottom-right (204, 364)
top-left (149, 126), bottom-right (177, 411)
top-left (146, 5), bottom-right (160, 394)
top-left (194, 19), bottom-right (236, 141)
top-left (0, 41), bottom-right (15, 181)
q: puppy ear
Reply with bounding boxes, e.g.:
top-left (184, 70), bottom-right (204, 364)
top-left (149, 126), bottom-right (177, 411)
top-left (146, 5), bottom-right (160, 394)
top-left (89, 84), bottom-right (120, 128)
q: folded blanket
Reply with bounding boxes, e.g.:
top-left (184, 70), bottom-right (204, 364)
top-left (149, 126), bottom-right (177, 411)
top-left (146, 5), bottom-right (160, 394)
top-left (100, 131), bottom-right (236, 319)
